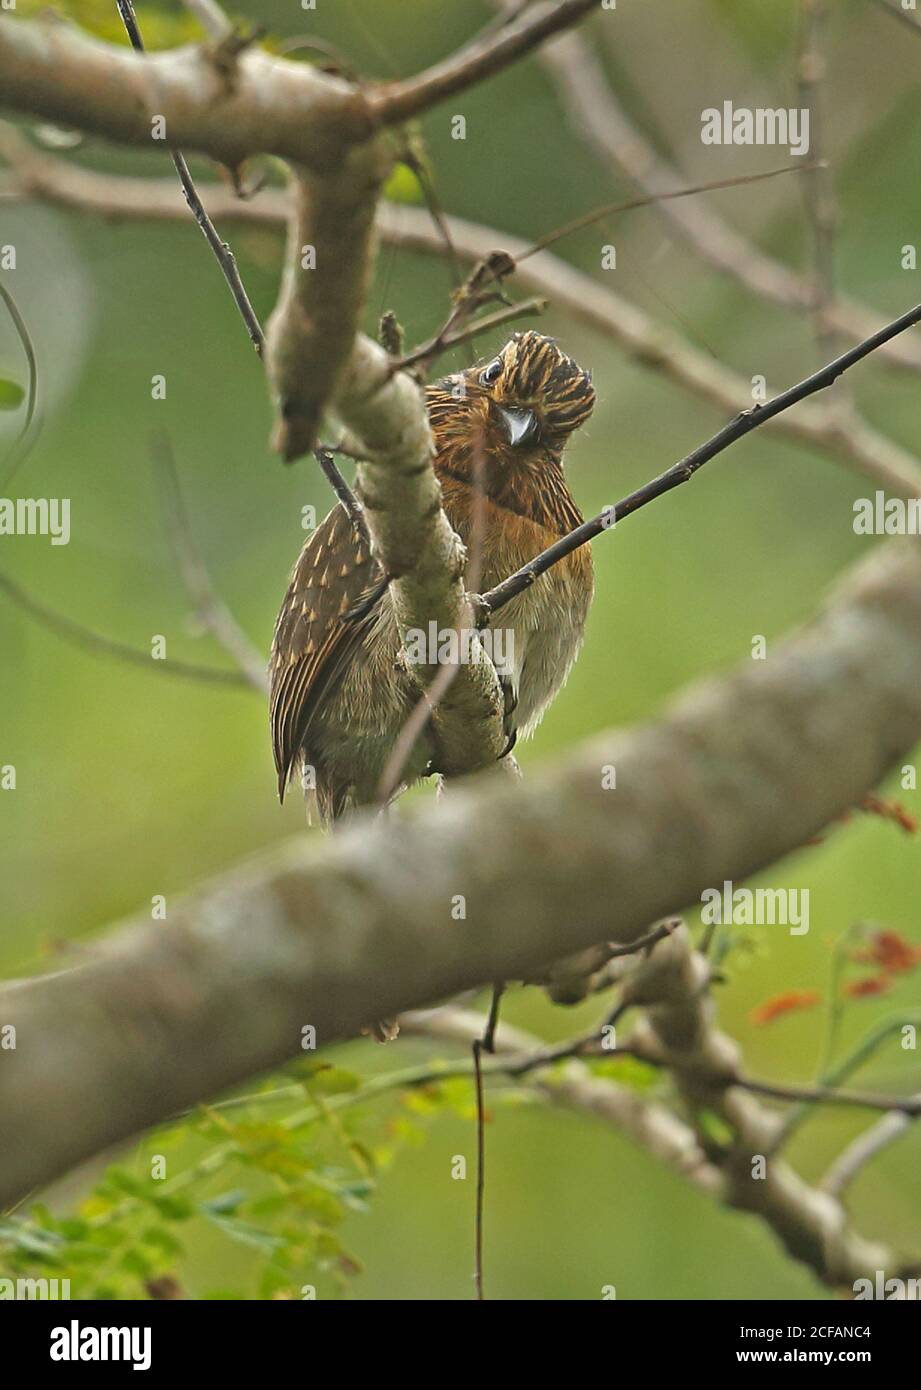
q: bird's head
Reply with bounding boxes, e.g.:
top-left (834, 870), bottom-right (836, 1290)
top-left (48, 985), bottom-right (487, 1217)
top-left (427, 331), bottom-right (595, 503)
top-left (475, 329), bottom-right (595, 455)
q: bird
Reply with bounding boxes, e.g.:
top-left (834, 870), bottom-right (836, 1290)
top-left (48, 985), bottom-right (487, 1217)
top-left (269, 329), bottom-right (596, 827)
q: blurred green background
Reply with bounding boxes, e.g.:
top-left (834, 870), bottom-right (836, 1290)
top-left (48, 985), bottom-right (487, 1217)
top-left (2, 0), bottom-right (920, 1299)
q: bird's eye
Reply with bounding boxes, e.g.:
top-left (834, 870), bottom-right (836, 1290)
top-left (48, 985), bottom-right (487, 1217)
top-left (479, 357), bottom-right (502, 386)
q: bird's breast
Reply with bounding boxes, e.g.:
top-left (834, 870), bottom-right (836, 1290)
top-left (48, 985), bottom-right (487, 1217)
top-left (468, 506), bottom-right (594, 738)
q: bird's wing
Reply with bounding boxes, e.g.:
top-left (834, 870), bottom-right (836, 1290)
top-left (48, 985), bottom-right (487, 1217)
top-left (270, 503), bottom-right (386, 800)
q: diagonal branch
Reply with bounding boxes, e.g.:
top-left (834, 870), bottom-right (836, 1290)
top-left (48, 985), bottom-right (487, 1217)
top-left (6, 151), bottom-right (920, 500)
top-left (0, 14), bottom-right (374, 169)
top-left (0, 570), bottom-right (252, 688)
top-left (151, 433), bottom-right (268, 694)
top-left (367, 0), bottom-right (599, 125)
top-left (531, 21), bottom-right (921, 374)
top-left (116, 0), bottom-right (264, 356)
top-left (1, 538), bottom-right (921, 1206)
top-left (480, 295), bottom-right (921, 616)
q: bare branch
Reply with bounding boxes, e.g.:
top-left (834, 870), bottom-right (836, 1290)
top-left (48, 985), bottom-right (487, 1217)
top-left (821, 1099), bottom-right (921, 1198)
top-left (394, 296), bottom-right (548, 373)
top-left (151, 433), bottom-right (268, 694)
top-left (532, 21), bottom-right (921, 374)
top-left (0, 13), bottom-right (374, 169)
top-left (367, 0), bottom-right (599, 125)
top-left (0, 570), bottom-right (252, 688)
top-left (7, 152), bottom-right (920, 499)
top-left (265, 154), bottom-right (392, 460)
top-left (736, 1076), bottom-right (921, 1117)
top-left (181, 0), bottom-right (232, 43)
top-left (610, 929), bottom-right (903, 1286)
top-left (115, 0), bottom-right (264, 355)
top-left (2, 539), bottom-right (921, 1206)
top-left (481, 295), bottom-right (921, 617)
top-left (335, 335), bottom-right (506, 778)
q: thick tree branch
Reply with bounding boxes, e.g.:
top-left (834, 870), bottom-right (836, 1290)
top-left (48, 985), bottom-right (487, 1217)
top-left (615, 930), bottom-right (906, 1287)
top-left (0, 14), bottom-right (373, 169)
top-left (334, 334), bottom-right (506, 776)
top-left (265, 152), bottom-right (393, 460)
top-left (2, 539), bottom-right (921, 1206)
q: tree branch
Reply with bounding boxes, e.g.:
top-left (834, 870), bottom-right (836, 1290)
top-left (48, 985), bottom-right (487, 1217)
top-left (480, 294), bottom-right (921, 616)
top-left (151, 433), bottom-right (268, 694)
top-left (2, 538), bottom-right (921, 1206)
top-left (264, 152), bottom-right (392, 460)
top-left (531, 19), bottom-right (921, 374)
top-left (610, 929), bottom-right (907, 1286)
top-left (367, 0), bottom-right (599, 125)
top-left (0, 570), bottom-right (252, 689)
top-left (333, 334), bottom-right (506, 778)
top-left (0, 14), bottom-right (374, 170)
top-left (821, 1097), bottom-right (921, 1199)
top-left (6, 145), bottom-right (921, 498)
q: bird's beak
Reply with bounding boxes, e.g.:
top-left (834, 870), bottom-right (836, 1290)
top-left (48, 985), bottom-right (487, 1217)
top-left (497, 405), bottom-right (538, 447)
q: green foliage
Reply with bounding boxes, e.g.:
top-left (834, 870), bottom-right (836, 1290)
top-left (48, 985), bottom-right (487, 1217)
top-left (383, 162), bottom-right (425, 207)
top-left (0, 380), bottom-right (24, 411)
top-left (18, 0), bottom-right (198, 47)
top-left (0, 1059), bottom-right (478, 1298)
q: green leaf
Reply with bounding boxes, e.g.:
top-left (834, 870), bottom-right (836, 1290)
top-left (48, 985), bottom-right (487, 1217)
top-left (383, 163), bottom-right (423, 206)
top-left (148, 1194), bottom-right (195, 1222)
top-left (303, 1066), bottom-right (362, 1096)
top-left (0, 379), bottom-right (24, 410)
top-left (204, 1212), bottom-right (285, 1254)
top-left (199, 1190), bottom-right (248, 1217)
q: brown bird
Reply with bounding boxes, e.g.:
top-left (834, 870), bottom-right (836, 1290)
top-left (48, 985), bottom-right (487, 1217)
top-left (270, 330), bottom-right (596, 825)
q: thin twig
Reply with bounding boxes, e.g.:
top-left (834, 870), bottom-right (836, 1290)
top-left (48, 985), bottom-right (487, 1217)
top-left (519, 164), bottom-right (820, 262)
top-left (820, 1096), bottom-right (921, 1198)
top-left (736, 1075), bottom-right (921, 1116)
top-left (7, 151), bottom-right (921, 495)
top-left (367, 0), bottom-right (598, 125)
top-left (482, 983), bottom-right (506, 1055)
top-left (0, 571), bottom-right (252, 688)
top-left (480, 295), bottom-right (921, 617)
top-left (796, 0), bottom-right (837, 363)
top-left (151, 432), bottom-right (268, 693)
top-left (472, 1038), bottom-right (486, 1301)
top-left (0, 280), bottom-right (39, 486)
top-left (394, 296), bottom-right (547, 373)
top-left (605, 920), bottom-right (680, 959)
top-left (769, 1012), bottom-right (921, 1151)
top-left (530, 17), bottom-right (921, 374)
top-left (313, 448), bottom-right (366, 532)
top-left (115, 0), bottom-right (264, 355)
